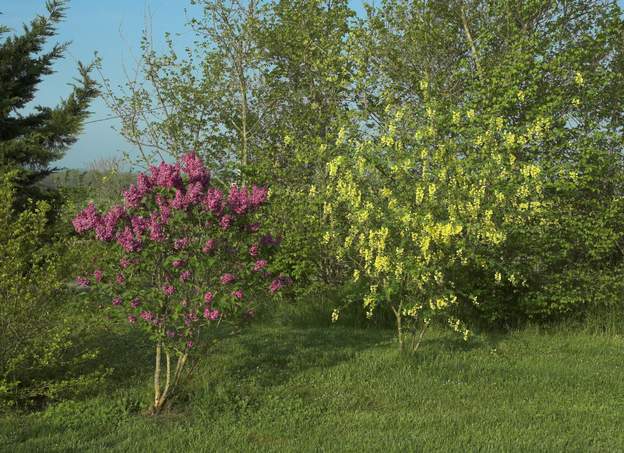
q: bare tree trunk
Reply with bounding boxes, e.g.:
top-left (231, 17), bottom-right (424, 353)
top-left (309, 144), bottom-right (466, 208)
top-left (411, 321), bottom-right (429, 353)
top-left (158, 350), bottom-right (172, 408)
top-left (151, 346), bottom-right (188, 414)
top-left (152, 341), bottom-right (162, 413)
top-left (460, 4), bottom-right (481, 73)
top-left (239, 72), bottom-right (249, 183)
top-left (391, 304), bottom-right (404, 351)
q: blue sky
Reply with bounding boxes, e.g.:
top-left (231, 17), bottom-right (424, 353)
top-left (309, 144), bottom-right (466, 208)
top-left (1, 0), bottom-right (621, 168)
top-left (2, 0), bottom-right (198, 168)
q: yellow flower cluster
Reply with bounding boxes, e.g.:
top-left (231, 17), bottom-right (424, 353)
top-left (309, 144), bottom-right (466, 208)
top-left (322, 106), bottom-right (545, 343)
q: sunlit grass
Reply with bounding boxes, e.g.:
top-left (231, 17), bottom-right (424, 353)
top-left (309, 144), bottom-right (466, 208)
top-left (2, 323), bottom-right (623, 452)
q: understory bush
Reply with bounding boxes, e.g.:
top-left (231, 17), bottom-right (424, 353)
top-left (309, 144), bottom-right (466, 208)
top-left (0, 171), bottom-right (106, 410)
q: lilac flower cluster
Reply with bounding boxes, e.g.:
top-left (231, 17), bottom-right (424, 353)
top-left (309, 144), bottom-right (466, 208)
top-left (253, 259), bottom-right (268, 272)
top-left (73, 151), bottom-right (284, 353)
top-left (202, 239), bottom-right (216, 254)
top-left (228, 184), bottom-right (269, 215)
top-left (74, 156), bottom-right (268, 257)
top-left (269, 275), bottom-right (293, 294)
top-left (203, 307), bottom-right (220, 320)
top-left (72, 203), bottom-right (99, 233)
top-left (76, 276), bottom-right (90, 287)
top-left (220, 273), bottom-right (236, 285)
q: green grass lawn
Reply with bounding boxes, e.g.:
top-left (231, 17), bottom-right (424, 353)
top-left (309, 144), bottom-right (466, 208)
top-left (2, 323), bottom-right (623, 452)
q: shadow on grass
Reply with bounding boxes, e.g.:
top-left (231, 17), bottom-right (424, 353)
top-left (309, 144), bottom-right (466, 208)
top-left (234, 325), bottom-right (391, 383)
top-left (77, 324), bottom-right (153, 390)
top-left (419, 334), bottom-right (490, 354)
top-left (182, 325), bottom-right (394, 417)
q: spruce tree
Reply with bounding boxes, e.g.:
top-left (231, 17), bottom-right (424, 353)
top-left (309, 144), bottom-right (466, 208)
top-left (0, 0), bottom-right (98, 209)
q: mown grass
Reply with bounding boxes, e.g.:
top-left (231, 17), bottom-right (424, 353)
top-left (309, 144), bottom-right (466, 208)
top-left (1, 322), bottom-right (623, 452)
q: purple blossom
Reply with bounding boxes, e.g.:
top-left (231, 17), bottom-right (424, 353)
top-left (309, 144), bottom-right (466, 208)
top-left (270, 275), bottom-right (293, 294)
top-left (219, 214), bottom-right (234, 231)
top-left (73, 153), bottom-right (275, 355)
top-left (123, 184), bottom-right (143, 208)
top-left (150, 162), bottom-right (183, 189)
top-left (184, 311), bottom-right (199, 326)
top-left (72, 203), bottom-right (100, 233)
top-left (171, 189), bottom-right (187, 210)
top-left (251, 186), bottom-right (268, 208)
top-left (228, 184), bottom-right (250, 215)
top-left (149, 213), bottom-right (166, 242)
top-left (174, 237), bottom-right (191, 250)
top-left (203, 188), bottom-right (223, 214)
top-left (181, 152), bottom-right (210, 187)
top-left (136, 172), bottom-right (153, 193)
top-left (184, 182), bottom-right (204, 206)
top-left (95, 205), bottom-right (126, 242)
top-left (130, 216), bottom-right (150, 238)
top-left (156, 195), bottom-right (172, 224)
top-left (202, 239), bottom-right (216, 254)
top-left (203, 308), bottom-right (221, 320)
top-left (269, 279), bottom-right (283, 294)
top-left (76, 276), bottom-right (90, 287)
top-left (140, 310), bottom-right (155, 322)
top-left (117, 226), bottom-right (142, 252)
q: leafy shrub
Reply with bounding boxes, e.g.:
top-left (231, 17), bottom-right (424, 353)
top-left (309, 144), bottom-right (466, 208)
top-left (72, 152), bottom-right (289, 413)
top-left (323, 108), bottom-right (545, 350)
top-left (0, 171), bottom-right (105, 410)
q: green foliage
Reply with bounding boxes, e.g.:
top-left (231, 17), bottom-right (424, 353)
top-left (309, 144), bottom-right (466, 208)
top-left (346, 0), bottom-right (624, 324)
top-left (98, 0), bottom-right (624, 326)
top-left (0, 172), bottom-right (106, 409)
top-left (250, 0), bottom-right (355, 293)
top-left (99, 0), bottom-right (356, 294)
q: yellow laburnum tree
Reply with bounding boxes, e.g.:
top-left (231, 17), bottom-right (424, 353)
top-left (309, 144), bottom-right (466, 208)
top-left (323, 104), bottom-right (546, 351)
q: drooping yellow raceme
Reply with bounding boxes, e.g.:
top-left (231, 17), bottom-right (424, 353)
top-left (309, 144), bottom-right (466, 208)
top-left (323, 106), bottom-right (545, 341)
